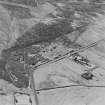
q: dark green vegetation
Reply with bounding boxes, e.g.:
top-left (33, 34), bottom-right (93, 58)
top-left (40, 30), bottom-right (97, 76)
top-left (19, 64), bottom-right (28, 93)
top-left (3, 19), bottom-right (74, 53)
top-left (13, 20), bottom-right (74, 49)
top-left (0, 59), bottom-right (29, 88)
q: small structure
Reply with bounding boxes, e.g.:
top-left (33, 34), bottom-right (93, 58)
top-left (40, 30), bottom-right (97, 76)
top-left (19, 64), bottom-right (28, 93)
top-left (81, 72), bottom-right (94, 80)
top-left (69, 52), bottom-right (95, 68)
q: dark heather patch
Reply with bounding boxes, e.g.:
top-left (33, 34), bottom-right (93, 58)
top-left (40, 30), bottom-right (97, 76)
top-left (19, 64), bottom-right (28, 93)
top-left (8, 19), bottom-right (74, 51)
top-left (0, 58), bottom-right (29, 88)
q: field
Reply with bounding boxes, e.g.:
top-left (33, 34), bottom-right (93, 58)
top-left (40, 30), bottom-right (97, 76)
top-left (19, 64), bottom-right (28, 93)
top-left (0, 0), bottom-right (105, 105)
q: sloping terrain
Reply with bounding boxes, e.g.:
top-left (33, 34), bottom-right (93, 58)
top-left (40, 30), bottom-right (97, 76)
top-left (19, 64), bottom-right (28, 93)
top-left (0, 0), bottom-right (105, 105)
